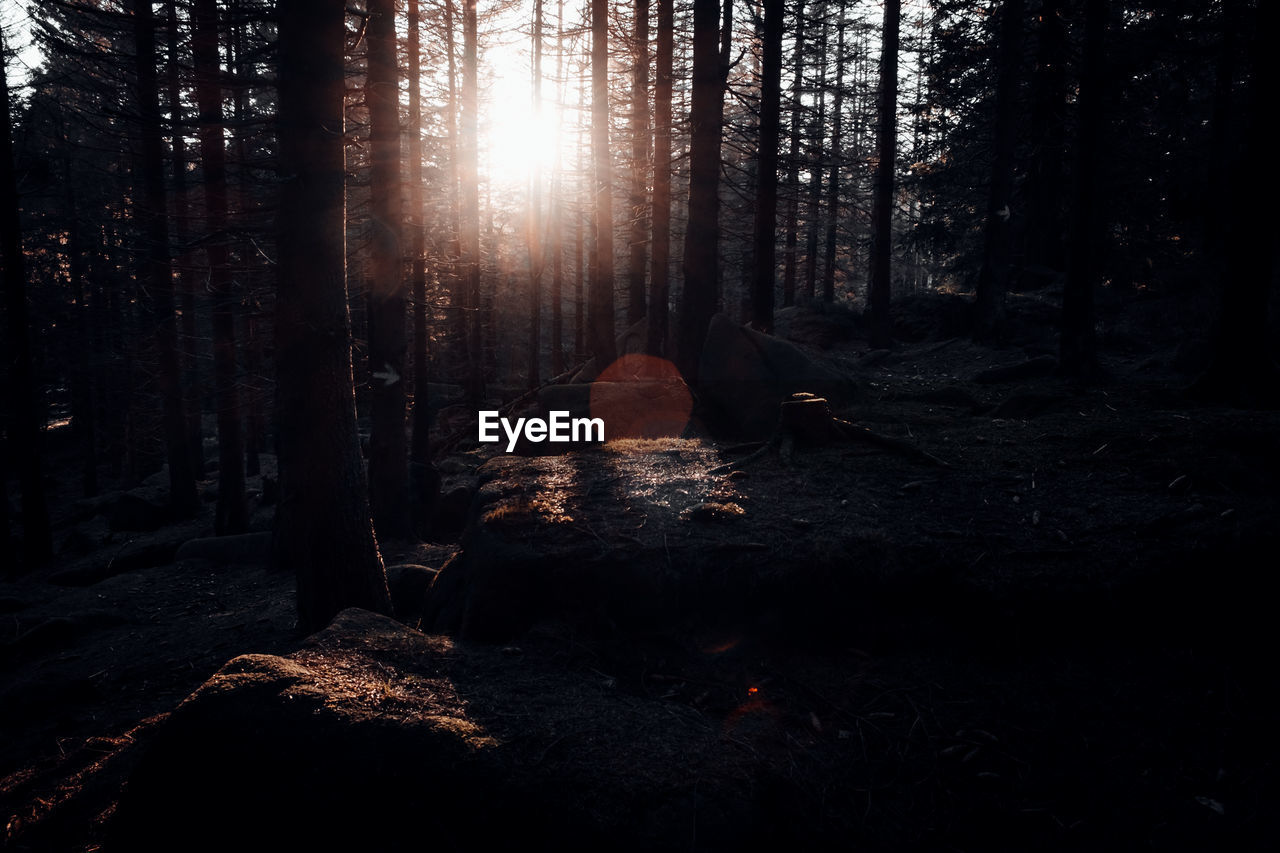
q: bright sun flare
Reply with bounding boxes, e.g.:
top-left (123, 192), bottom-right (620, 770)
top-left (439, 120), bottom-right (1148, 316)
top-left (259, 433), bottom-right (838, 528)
top-left (482, 48), bottom-right (569, 189)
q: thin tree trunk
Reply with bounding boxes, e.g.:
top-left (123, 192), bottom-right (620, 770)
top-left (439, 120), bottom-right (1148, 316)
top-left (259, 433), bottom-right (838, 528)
top-left (461, 0), bottom-right (484, 405)
top-left (1192, 0), bottom-right (1279, 404)
top-left (1059, 0), bottom-right (1105, 379)
top-left (974, 0), bottom-right (1024, 341)
top-left (193, 0), bottom-right (247, 533)
top-left (441, 0), bottom-right (464, 383)
top-left (750, 0), bottom-right (784, 332)
top-left (1025, 0), bottom-right (1066, 272)
top-left (228, 1), bottom-right (265, 479)
top-left (550, 0), bottom-right (567, 373)
top-left (276, 0), bottom-right (392, 634)
top-left (821, 15), bottom-right (845, 304)
top-left (589, 0), bottom-right (618, 369)
top-left (65, 177), bottom-right (97, 497)
top-left (804, 8), bottom-right (827, 301)
top-left (409, 0), bottom-right (432, 465)
top-left (366, 0), bottom-right (411, 538)
top-left (0, 31), bottom-right (53, 568)
top-left (866, 0), bottom-right (900, 350)
top-left (166, 0), bottom-right (204, 477)
top-left (134, 0), bottom-right (198, 517)
top-left (528, 0), bottom-right (545, 386)
top-left (676, 0), bottom-right (723, 383)
top-left (627, 0), bottom-right (650, 327)
top-left (575, 78), bottom-right (587, 362)
top-left (647, 0), bottom-right (674, 355)
top-left (781, 1), bottom-right (805, 308)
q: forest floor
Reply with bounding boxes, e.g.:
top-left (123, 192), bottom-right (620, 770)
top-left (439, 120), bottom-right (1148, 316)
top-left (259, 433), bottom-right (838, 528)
top-left (2, 285), bottom-right (1278, 850)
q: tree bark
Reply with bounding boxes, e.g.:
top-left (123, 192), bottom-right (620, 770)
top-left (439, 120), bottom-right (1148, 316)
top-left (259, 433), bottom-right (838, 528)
top-left (0, 30), bottom-right (54, 568)
top-left (647, 0), bottom-right (674, 356)
top-left (575, 71), bottom-right (587, 361)
top-left (1190, 0), bottom-right (1279, 404)
top-left (275, 0), bottom-right (392, 634)
top-left (1059, 0), bottom-right (1106, 379)
top-left (676, 0), bottom-right (723, 384)
top-left (134, 0), bottom-right (198, 518)
top-left (165, 0), bottom-right (204, 478)
top-left (750, 0), bottom-right (784, 332)
top-left (408, 0), bottom-right (432, 466)
top-left (821, 15), bottom-right (846, 304)
top-left (866, 0), bottom-right (900, 350)
top-left (627, 0), bottom-right (651, 328)
top-left (461, 0), bottom-right (484, 405)
top-left (550, 0), bottom-right (567, 372)
top-left (528, 0), bottom-right (545, 386)
top-left (803, 9), bottom-right (827, 302)
top-left (781, 1), bottom-right (805, 308)
top-left (193, 0), bottom-right (247, 533)
top-left (1024, 0), bottom-right (1066, 273)
top-left (366, 0), bottom-right (411, 539)
top-left (589, 0), bottom-right (618, 369)
top-left (973, 0), bottom-right (1024, 341)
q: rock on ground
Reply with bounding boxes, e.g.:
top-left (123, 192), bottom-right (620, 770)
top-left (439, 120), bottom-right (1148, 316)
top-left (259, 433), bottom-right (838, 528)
top-left (698, 313), bottom-right (857, 439)
top-left (106, 609), bottom-right (767, 853)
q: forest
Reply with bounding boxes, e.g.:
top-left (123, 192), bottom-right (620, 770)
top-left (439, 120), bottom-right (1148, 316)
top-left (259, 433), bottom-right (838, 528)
top-left (1, 0), bottom-right (1277, 849)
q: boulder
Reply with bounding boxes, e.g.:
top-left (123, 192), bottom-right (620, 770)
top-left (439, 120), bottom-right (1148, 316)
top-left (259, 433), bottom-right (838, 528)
top-left (385, 563), bottom-right (438, 622)
top-left (568, 317), bottom-right (655, 383)
top-left (431, 483), bottom-right (476, 543)
top-left (422, 445), bottom-right (777, 641)
top-left (697, 313), bottom-right (857, 439)
top-left (106, 609), bottom-right (763, 853)
top-left (773, 302), bottom-right (861, 349)
top-left (173, 531), bottom-right (274, 565)
top-left (96, 490), bottom-right (173, 532)
top-left (538, 355), bottom-right (693, 445)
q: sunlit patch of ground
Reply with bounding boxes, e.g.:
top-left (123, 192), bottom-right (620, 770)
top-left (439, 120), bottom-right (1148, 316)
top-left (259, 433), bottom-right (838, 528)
top-left (602, 437), bottom-right (705, 454)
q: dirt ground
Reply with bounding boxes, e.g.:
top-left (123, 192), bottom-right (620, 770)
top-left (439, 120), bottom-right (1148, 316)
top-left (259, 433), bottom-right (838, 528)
top-left (3, 286), bottom-right (1278, 850)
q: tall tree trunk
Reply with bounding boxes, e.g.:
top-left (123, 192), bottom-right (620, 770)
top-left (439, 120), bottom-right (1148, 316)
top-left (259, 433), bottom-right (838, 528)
top-left (166, 0), bottom-right (204, 477)
top-left (0, 31), bottom-right (53, 569)
top-left (441, 0), bottom-right (464, 384)
top-left (1025, 0), bottom-right (1066, 273)
top-left (750, 0), bottom-right (784, 332)
top-left (589, 0), bottom-right (618, 369)
top-left (676, 0), bottom-right (723, 383)
top-left (1201, 0), bottom-right (1235, 262)
top-left (409, 0), bottom-right (432, 465)
top-left (228, 1), bottom-right (266, 479)
top-left (1058, 0), bottom-right (1106, 379)
top-left (866, 0), bottom-right (900, 350)
top-left (647, 0), bottom-right (674, 356)
top-left (575, 74), bottom-right (587, 362)
top-left (193, 0), bottom-right (247, 533)
top-left (528, 0), bottom-right (545, 386)
top-left (803, 8), bottom-right (827, 301)
top-left (550, 0), bottom-right (567, 373)
top-left (276, 0), bottom-right (392, 634)
top-left (781, 1), bottom-right (805, 308)
top-left (461, 0), bottom-right (484, 405)
top-left (627, 0), bottom-right (651, 327)
top-left (366, 0), bottom-right (411, 539)
top-left (973, 0), bottom-right (1024, 341)
top-left (65, 176), bottom-right (97, 498)
top-left (1190, 0), bottom-right (1279, 404)
top-left (821, 15), bottom-right (845, 304)
top-left (972, 0), bottom-right (1024, 338)
top-left (134, 0), bottom-right (198, 517)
